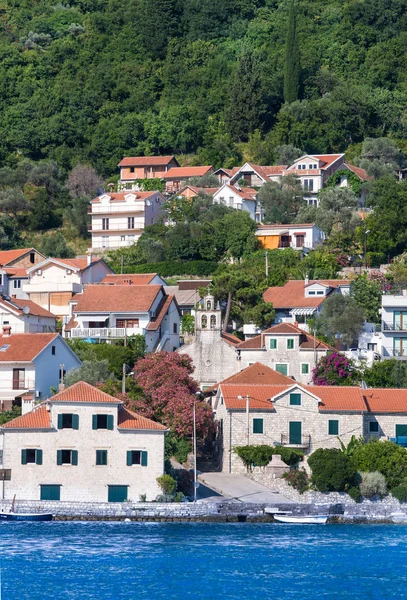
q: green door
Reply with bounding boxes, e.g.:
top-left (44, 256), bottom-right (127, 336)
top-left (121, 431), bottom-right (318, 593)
top-left (289, 421), bottom-right (302, 445)
top-left (396, 424), bottom-right (407, 438)
top-left (108, 485), bottom-right (128, 503)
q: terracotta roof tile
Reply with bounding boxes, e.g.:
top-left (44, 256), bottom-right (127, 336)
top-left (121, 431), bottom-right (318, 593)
top-left (91, 191), bottom-right (159, 203)
top-left (54, 257), bottom-right (103, 271)
top-left (221, 332), bottom-right (241, 346)
top-left (0, 333), bottom-right (59, 361)
top-left (363, 389), bottom-right (407, 413)
top-left (0, 298), bottom-right (56, 319)
top-left (163, 166), bottom-right (212, 179)
top-left (1, 405), bottom-right (52, 429)
top-left (101, 273), bottom-right (159, 285)
top-left (206, 363), bottom-right (294, 393)
top-left (64, 317), bottom-right (78, 332)
top-left (344, 163), bottom-right (372, 181)
top-left (73, 285), bottom-right (162, 313)
top-left (256, 223), bottom-right (315, 230)
top-left (237, 323), bottom-right (334, 350)
top-left (0, 248), bottom-right (39, 266)
top-left (220, 384), bottom-right (284, 409)
top-left (118, 406), bottom-right (167, 430)
top-left (50, 381), bottom-right (122, 403)
top-left (2, 267), bottom-right (29, 278)
top-left (263, 280), bottom-right (350, 309)
top-left (118, 156), bottom-right (177, 167)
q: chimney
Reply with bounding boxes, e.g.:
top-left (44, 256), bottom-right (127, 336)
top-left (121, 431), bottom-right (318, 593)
top-left (87, 249), bottom-right (92, 267)
top-left (2, 325), bottom-right (11, 337)
top-left (305, 274), bottom-right (309, 286)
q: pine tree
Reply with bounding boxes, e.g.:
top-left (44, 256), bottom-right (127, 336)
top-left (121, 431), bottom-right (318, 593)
top-left (284, 0), bottom-right (300, 104)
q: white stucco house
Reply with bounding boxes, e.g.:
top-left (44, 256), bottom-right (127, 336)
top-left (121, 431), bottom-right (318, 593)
top-left (256, 223), bottom-right (325, 251)
top-left (0, 381), bottom-right (167, 502)
top-left (65, 284), bottom-right (181, 352)
top-left (23, 255), bottom-right (112, 319)
top-left (381, 293), bottom-right (407, 359)
top-left (90, 191), bottom-right (166, 250)
top-left (0, 331), bottom-right (81, 414)
top-left (0, 247), bottom-right (45, 300)
top-left (0, 297), bottom-right (56, 333)
top-left (212, 184), bottom-right (263, 222)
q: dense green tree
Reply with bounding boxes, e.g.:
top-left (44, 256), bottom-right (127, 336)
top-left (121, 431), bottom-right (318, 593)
top-left (258, 175), bottom-right (304, 223)
top-left (65, 360), bottom-right (114, 387)
top-left (273, 144), bottom-right (303, 166)
top-left (315, 293), bottom-right (365, 347)
top-left (350, 275), bottom-right (382, 323)
top-left (358, 137), bottom-right (405, 179)
top-left (38, 231), bottom-right (75, 258)
top-left (352, 439), bottom-right (407, 490)
top-left (284, 0), bottom-right (300, 104)
top-left (362, 360), bottom-right (407, 389)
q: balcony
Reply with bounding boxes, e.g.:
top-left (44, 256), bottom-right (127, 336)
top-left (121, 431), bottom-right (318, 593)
top-left (70, 327), bottom-right (145, 339)
top-left (280, 434), bottom-right (311, 449)
top-left (382, 322), bottom-right (407, 332)
top-left (387, 349), bottom-right (407, 358)
top-left (1, 379), bottom-right (35, 391)
top-left (89, 223), bottom-right (145, 232)
top-left (89, 204), bottom-right (146, 214)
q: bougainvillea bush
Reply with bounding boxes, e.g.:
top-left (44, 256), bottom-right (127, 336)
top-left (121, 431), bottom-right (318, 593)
top-left (312, 352), bottom-right (359, 386)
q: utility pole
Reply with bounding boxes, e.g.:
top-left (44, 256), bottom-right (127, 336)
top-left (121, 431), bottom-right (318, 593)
top-left (265, 251), bottom-right (269, 279)
top-left (193, 396), bottom-right (197, 503)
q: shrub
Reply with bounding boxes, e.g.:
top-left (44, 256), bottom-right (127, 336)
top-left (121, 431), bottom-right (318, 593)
top-left (308, 448), bottom-right (357, 492)
top-left (358, 471), bottom-right (387, 498)
top-left (348, 486), bottom-right (361, 503)
top-left (174, 469), bottom-right (194, 497)
top-left (283, 468), bottom-right (309, 494)
top-left (156, 474), bottom-right (177, 495)
top-left (109, 260), bottom-right (219, 277)
top-left (165, 433), bottom-right (191, 465)
top-left (391, 482), bottom-right (407, 503)
top-left (234, 445), bottom-right (303, 471)
top-left (352, 439), bottom-right (407, 490)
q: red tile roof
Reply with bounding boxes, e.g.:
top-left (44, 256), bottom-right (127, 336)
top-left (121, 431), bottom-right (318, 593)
top-left (257, 223), bottom-right (315, 230)
top-left (263, 165), bottom-right (287, 176)
top-left (1, 405), bottom-right (52, 429)
top-left (237, 323), bottom-right (334, 350)
top-left (118, 406), bottom-right (167, 430)
top-left (73, 285), bottom-right (162, 313)
top-left (222, 184), bottom-right (258, 200)
top-left (64, 317), bottom-right (78, 332)
top-left (101, 273), bottom-right (159, 286)
top-left (118, 156), bottom-right (176, 167)
top-left (91, 191), bottom-right (159, 203)
top-left (344, 163), bottom-right (371, 181)
top-left (310, 386), bottom-right (366, 412)
top-left (263, 280), bottom-right (350, 309)
top-left (0, 298), bottom-right (56, 319)
top-left (146, 295), bottom-right (177, 331)
top-left (206, 363), bottom-right (294, 393)
top-left (50, 381), bottom-right (121, 403)
top-left (221, 332), bottom-right (241, 346)
top-left (363, 389), bottom-right (407, 413)
top-left (2, 267), bottom-right (29, 278)
top-left (313, 154), bottom-right (344, 169)
top-left (53, 257), bottom-right (104, 271)
top-left (220, 384), bottom-right (283, 409)
top-left (0, 333), bottom-right (59, 362)
top-left (163, 166), bottom-right (212, 179)
top-left (0, 248), bottom-right (39, 266)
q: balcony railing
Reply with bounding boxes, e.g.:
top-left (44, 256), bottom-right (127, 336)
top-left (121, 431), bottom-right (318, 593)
top-left (388, 349), bottom-right (407, 357)
top-left (278, 241), bottom-right (314, 249)
top-left (280, 434), bottom-right (311, 448)
top-left (88, 223), bottom-right (145, 232)
top-left (89, 204), bottom-right (146, 214)
top-left (5, 379), bottom-right (35, 391)
top-left (382, 322), bottom-right (407, 332)
top-left (70, 327), bottom-right (145, 339)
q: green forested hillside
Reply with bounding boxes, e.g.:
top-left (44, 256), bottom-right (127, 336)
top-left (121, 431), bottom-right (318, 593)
top-left (1, 0), bottom-right (407, 176)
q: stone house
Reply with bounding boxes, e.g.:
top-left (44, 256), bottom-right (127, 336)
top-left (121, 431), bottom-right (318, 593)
top-left (210, 363), bottom-right (407, 473)
top-left (177, 296), bottom-right (332, 388)
top-left (0, 381), bottom-right (167, 502)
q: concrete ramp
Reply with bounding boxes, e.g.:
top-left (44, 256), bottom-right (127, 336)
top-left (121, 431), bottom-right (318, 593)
top-left (198, 473), bottom-right (293, 504)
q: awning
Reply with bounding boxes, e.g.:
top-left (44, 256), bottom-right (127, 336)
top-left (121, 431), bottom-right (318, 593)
top-left (290, 308), bottom-right (317, 316)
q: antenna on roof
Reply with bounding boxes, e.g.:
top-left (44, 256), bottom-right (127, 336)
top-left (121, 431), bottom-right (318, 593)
top-left (362, 380), bottom-right (368, 390)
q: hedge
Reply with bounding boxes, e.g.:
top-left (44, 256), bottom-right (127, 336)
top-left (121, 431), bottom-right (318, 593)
top-left (109, 260), bottom-right (219, 277)
top-left (234, 445), bottom-right (304, 470)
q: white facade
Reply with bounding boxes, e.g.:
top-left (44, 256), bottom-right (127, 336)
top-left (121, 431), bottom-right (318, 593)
top-left (0, 306), bottom-right (56, 334)
top-left (0, 385), bottom-right (166, 502)
top-left (212, 184), bottom-right (262, 222)
top-left (90, 192), bottom-right (166, 251)
top-left (381, 293), bottom-right (407, 359)
top-left (256, 224), bottom-right (325, 251)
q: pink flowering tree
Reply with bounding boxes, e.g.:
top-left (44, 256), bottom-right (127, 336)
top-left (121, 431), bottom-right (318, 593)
top-left (312, 352), bottom-right (359, 386)
top-left (125, 352), bottom-right (215, 439)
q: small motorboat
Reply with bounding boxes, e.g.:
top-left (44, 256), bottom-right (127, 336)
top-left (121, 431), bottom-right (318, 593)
top-left (274, 514), bottom-right (328, 524)
top-left (0, 512), bottom-right (53, 522)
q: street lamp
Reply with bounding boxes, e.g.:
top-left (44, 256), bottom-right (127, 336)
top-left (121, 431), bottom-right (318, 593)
top-left (193, 391), bottom-right (202, 503)
top-left (237, 394), bottom-right (250, 445)
top-left (122, 364), bottom-right (134, 394)
top-left (364, 228), bottom-right (370, 269)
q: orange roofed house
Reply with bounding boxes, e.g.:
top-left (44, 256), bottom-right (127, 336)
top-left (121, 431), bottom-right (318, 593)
top-left (89, 191), bottom-right (167, 251)
top-left (118, 155), bottom-right (179, 191)
top-left (163, 166), bottom-right (213, 193)
top-left (208, 363), bottom-right (407, 473)
top-left (0, 381), bottom-right (166, 502)
top-left (0, 247), bottom-right (45, 300)
top-left (65, 284), bottom-right (180, 352)
top-left (256, 223), bottom-right (324, 251)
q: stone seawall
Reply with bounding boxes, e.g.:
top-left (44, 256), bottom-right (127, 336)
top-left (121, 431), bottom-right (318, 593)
top-left (1, 498), bottom-right (406, 522)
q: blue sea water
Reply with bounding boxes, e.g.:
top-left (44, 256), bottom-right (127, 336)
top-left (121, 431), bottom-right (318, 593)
top-left (0, 522), bottom-right (405, 599)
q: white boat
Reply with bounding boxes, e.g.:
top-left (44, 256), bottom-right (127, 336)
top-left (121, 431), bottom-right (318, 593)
top-left (274, 514), bottom-right (328, 524)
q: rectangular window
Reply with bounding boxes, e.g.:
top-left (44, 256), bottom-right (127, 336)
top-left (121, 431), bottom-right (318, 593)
top-left (96, 450), bottom-right (108, 466)
top-left (12, 368), bottom-right (25, 390)
top-left (308, 290), bottom-right (316, 295)
top-left (102, 218), bottom-right (109, 230)
top-left (128, 217), bottom-right (135, 229)
top-left (287, 339), bottom-right (294, 349)
top-left (92, 414), bottom-right (114, 430)
top-left (0, 275), bottom-right (3, 286)
top-left (396, 424), bottom-right (407, 438)
top-left (301, 363), bottom-right (309, 374)
top-left (394, 311), bottom-right (407, 331)
top-left (369, 421), bottom-right (379, 433)
top-left (328, 420), bottom-right (339, 435)
top-left (102, 236), bottom-right (109, 248)
top-left (108, 485), bottom-right (128, 503)
top-left (127, 450), bottom-right (148, 466)
top-left (13, 280), bottom-right (21, 289)
top-left (51, 345), bottom-right (56, 355)
top-left (304, 179), bottom-right (314, 192)
top-left (57, 414), bottom-right (79, 430)
top-left (290, 393), bottom-right (301, 406)
top-left (116, 319), bottom-right (139, 328)
top-left (57, 449), bottom-right (78, 465)
top-left (275, 364), bottom-right (288, 376)
top-left (21, 449), bottom-right (42, 465)
top-left (269, 339), bottom-right (277, 350)
top-left (173, 323), bottom-right (178, 334)
top-left (316, 290), bottom-right (324, 295)
top-left (40, 485), bottom-right (61, 501)
top-left (253, 419), bottom-right (264, 434)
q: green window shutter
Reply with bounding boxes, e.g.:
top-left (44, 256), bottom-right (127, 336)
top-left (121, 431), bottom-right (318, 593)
top-left (127, 451), bottom-right (132, 466)
top-left (72, 414), bottom-right (79, 430)
top-left (92, 415), bottom-right (98, 430)
top-left (301, 363), bottom-right (309, 374)
top-left (287, 339), bottom-right (294, 349)
top-left (57, 450), bottom-right (62, 465)
top-left (36, 449), bottom-right (43, 465)
top-left (290, 393), bottom-right (301, 406)
top-left (253, 419), bottom-right (264, 434)
top-left (107, 415), bottom-right (114, 430)
top-left (275, 364), bottom-right (288, 375)
top-left (21, 449), bottom-right (27, 465)
top-left (269, 339), bottom-right (277, 349)
top-left (141, 451), bottom-right (148, 467)
top-left (96, 450), bottom-right (107, 466)
top-left (328, 420), bottom-right (339, 436)
top-left (71, 450), bottom-right (78, 466)
top-left (57, 414), bottom-right (63, 429)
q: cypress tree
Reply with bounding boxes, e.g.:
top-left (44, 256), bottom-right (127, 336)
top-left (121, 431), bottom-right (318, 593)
top-left (284, 0), bottom-right (300, 104)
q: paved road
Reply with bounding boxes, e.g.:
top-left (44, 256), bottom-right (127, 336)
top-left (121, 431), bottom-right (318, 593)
top-left (197, 472), bottom-right (293, 504)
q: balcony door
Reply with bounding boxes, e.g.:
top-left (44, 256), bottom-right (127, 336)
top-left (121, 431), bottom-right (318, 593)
top-left (289, 421), bottom-right (302, 445)
top-left (394, 337), bottom-right (407, 357)
top-left (13, 368), bottom-right (25, 390)
top-left (394, 311), bottom-right (407, 331)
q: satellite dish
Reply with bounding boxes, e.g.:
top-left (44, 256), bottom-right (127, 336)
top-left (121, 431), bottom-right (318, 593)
top-left (22, 306), bottom-right (30, 315)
